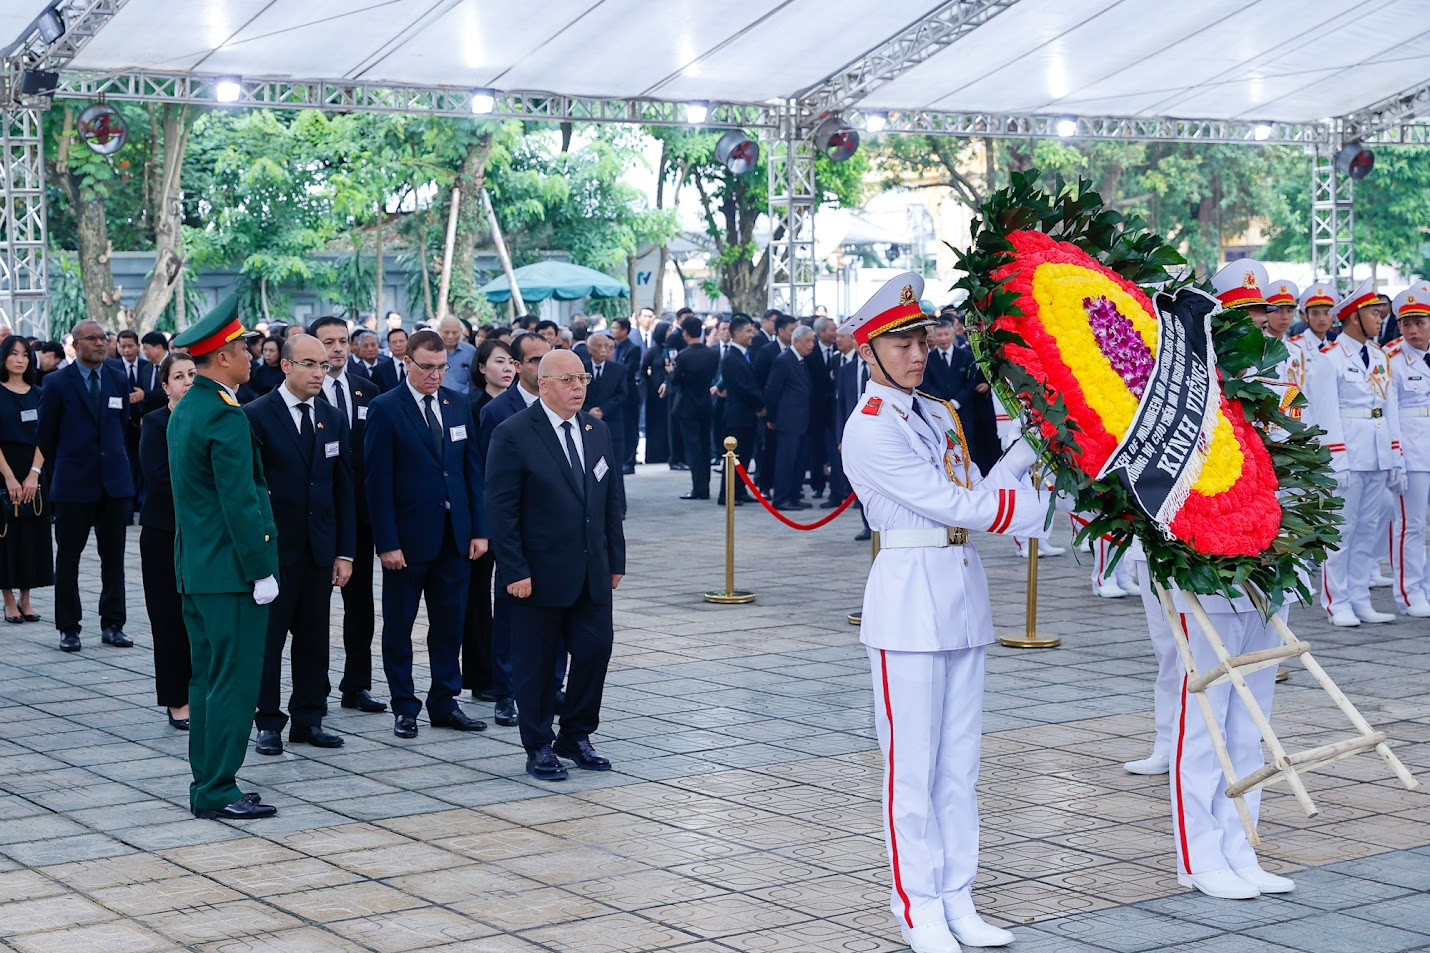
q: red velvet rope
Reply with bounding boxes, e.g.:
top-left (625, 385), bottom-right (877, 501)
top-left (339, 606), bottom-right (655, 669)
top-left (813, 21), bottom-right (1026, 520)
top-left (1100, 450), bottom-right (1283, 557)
top-left (733, 464), bottom-right (858, 530)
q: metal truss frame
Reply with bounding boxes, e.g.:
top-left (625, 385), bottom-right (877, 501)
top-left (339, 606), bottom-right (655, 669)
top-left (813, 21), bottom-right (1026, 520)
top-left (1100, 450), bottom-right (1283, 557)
top-left (0, 108), bottom-right (47, 335)
top-left (766, 104), bottom-right (818, 315)
top-left (879, 111), bottom-right (1332, 146)
top-left (1310, 136), bottom-right (1354, 285)
top-left (1343, 78), bottom-right (1430, 143)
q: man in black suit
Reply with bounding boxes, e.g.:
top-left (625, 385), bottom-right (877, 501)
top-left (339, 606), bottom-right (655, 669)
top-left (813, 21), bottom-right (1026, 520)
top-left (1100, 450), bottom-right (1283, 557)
top-left (37, 319), bottom-right (136, 652)
top-left (763, 325), bottom-right (816, 510)
top-left (749, 309), bottom-right (781, 354)
top-left (108, 329), bottom-right (152, 508)
top-left (717, 313), bottom-right (762, 505)
top-left (310, 316), bottom-right (386, 714)
top-left (370, 328), bottom-right (409, 393)
top-left (245, 334), bottom-right (356, 755)
top-left (365, 329), bottom-right (488, 738)
top-left (807, 317), bottom-right (843, 504)
top-left (610, 318), bottom-right (642, 473)
top-left (139, 331), bottom-right (170, 413)
top-left (664, 316), bottom-right (720, 500)
top-left (753, 313), bottom-right (797, 497)
top-left (486, 349), bottom-right (626, 781)
top-left (834, 348), bottom-right (873, 540)
top-left (581, 332), bottom-right (627, 506)
top-left (922, 317), bottom-right (962, 403)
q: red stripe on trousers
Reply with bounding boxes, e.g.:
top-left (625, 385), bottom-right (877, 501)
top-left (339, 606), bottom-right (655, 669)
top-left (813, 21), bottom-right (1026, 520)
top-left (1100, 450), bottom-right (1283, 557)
top-left (1397, 496), bottom-right (1410, 607)
top-left (879, 650), bottom-right (914, 928)
top-left (1172, 615), bottom-right (1194, 874)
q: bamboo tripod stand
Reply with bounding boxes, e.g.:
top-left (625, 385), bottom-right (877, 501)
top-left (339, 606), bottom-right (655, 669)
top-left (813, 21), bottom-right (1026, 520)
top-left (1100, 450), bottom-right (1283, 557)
top-left (1150, 582), bottom-right (1420, 846)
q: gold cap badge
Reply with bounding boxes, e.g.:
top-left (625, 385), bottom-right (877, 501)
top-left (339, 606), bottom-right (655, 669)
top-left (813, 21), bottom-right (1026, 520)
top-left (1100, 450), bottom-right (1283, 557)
top-left (899, 284), bottom-right (917, 307)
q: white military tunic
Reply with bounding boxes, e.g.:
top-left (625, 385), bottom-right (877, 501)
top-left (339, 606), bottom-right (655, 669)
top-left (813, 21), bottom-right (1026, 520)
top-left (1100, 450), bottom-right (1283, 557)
top-left (1386, 340), bottom-right (1430, 612)
top-left (842, 381), bottom-right (1050, 930)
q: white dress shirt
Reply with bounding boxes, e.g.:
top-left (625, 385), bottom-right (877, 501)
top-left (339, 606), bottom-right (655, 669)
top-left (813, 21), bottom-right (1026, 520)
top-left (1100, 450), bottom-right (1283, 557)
top-left (277, 383), bottom-right (317, 434)
top-left (322, 370), bottom-right (357, 427)
top-left (406, 378), bottom-right (442, 428)
top-left (518, 383), bottom-right (540, 407)
top-left (541, 399), bottom-right (585, 471)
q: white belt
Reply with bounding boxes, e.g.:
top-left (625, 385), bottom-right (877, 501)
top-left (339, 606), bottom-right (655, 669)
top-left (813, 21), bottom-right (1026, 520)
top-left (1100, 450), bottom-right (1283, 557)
top-left (1403, 407), bottom-right (1430, 418)
top-left (876, 527), bottom-right (969, 548)
top-left (1341, 408), bottom-right (1384, 419)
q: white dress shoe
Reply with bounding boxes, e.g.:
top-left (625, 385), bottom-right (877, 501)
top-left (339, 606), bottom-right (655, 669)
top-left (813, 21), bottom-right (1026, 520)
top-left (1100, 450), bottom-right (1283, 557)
top-left (1178, 869), bottom-right (1260, 899)
top-left (1403, 600), bottom-right (1430, 618)
top-left (1328, 610), bottom-right (1361, 627)
top-left (1352, 605), bottom-right (1395, 624)
top-left (1232, 864), bottom-right (1295, 894)
top-left (1370, 572), bottom-right (1393, 588)
top-left (949, 914), bottom-right (1013, 948)
top-left (1095, 584), bottom-right (1128, 598)
top-left (1123, 751), bottom-right (1170, 775)
top-left (1039, 543), bottom-right (1067, 557)
top-left (900, 922), bottom-right (962, 953)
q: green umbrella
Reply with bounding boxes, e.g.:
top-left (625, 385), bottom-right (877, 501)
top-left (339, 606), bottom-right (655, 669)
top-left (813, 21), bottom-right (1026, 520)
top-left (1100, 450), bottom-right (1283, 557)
top-left (480, 261), bottom-right (629, 303)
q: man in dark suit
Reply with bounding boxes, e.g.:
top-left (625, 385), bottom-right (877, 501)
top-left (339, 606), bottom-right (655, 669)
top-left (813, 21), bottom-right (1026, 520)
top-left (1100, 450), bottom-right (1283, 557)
top-left (717, 313), bottom-right (762, 506)
top-left (486, 349), bottom-right (626, 781)
top-left (310, 316), bottom-right (385, 714)
top-left (753, 313), bottom-right (797, 498)
top-left (245, 334), bottom-right (356, 755)
top-left (922, 317), bottom-right (962, 403)
top-left (664, 316), bottom-right (720, 500)
top-left (749, 309), bottom-right (781, 355)
top-left (610, 318), bottom-right (642, 473)
top-left (763, 325), bottom-right (816, 510)
top-left (370, 328), bottom-right (409, 393)
top-left (107, 329), bottom-right (152, 508)
top-left (139, 331), bottom-right (170, 413)
top-left (580, 332), bottom-right (627, 507)
top-left (37, 319), bottom-right (136, 652)
top-left (365, 329), bottom-right (488, 738)
top-left (806, 317), bottom-right (842, 503)
top-left (835, 349), bottom-right (873, 540)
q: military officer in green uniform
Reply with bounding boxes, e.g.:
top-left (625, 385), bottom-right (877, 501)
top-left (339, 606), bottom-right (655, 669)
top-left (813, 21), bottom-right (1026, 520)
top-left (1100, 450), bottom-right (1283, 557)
top-left (169, 295), bottom-right (281, 821)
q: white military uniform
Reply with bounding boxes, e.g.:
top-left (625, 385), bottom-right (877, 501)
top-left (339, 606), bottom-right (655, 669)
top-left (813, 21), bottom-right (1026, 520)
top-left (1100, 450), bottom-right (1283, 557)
top-left (1291, 281), bottom-right (1340, 361)
top-left (1306, 279), bottom-right (1405, 623)
top-left (839, 273), bottom-right (1051, 943)
top-left (1385, 282), bottom-right (1430, 615)
top-left (996, 392), bottom-right (1066, 559)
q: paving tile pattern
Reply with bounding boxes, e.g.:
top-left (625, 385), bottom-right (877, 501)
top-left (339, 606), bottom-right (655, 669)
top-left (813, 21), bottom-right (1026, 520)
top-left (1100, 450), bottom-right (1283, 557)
top-left (0, 466), bottom-right (1426, 951)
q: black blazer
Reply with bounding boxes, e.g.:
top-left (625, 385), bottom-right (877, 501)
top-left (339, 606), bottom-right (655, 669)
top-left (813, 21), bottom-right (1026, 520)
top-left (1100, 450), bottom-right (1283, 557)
top-left (345, 355), bottom-right (374, 381)
top-left (719, 346), bottom-right (763, 429)
top-left (245, 390), bottom-right (356, 569)
top-left (669, 342), bottom-right (719, 420)
top-left (316, 373), bottom-right (376, 527)
top-left (105, 357), bottom-right (155, 429)
top-left (138, 405), bottom-right (175, 531)
top-left (751, 340), bottom-right (783, 389)
top-left (615, 337), bottom-right (642, 404)
top-left (922, 347), bottom-right (961, 403)
top-left (478, 383), bottom-right (529, 464)
top-left (835, 358), bottom-right (870, 442)
top-left (486, 403), bottom-right (625, 608)
top-left (36, 362), bottom-right (136, 503)
top-left (806, 345), bottom-right (835, 429)
top-left (763, 349), bottom-right (811, 436)
top-left (370, 358), bottom-right (405, 393)
top-left (581, 361), bottom-right (628, 427)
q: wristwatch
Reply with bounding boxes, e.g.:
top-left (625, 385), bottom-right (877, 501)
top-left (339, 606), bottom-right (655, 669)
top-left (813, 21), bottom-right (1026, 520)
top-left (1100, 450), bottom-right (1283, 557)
top-left (29, 466), bottom-right (41, 475)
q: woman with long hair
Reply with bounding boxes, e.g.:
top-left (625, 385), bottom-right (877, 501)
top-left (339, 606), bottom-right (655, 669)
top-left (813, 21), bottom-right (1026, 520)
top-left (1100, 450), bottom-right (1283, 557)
top-left (0, 336), bottom-right (52, 623)
top-left (140, 353), bottom-right (197, 729)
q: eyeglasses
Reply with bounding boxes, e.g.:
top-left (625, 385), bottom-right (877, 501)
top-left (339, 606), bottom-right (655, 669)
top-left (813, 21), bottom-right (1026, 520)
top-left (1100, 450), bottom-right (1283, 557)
top-left (542, 373), bottom-right (592, 386)
top-left (409, 358), bottom-right (449, 373)
top-left (523, 356), bottom-right (544, 365)
top-left (73, 334), bottom-right (106, 343)
top-left (285, 359), bottom-right (337, 373)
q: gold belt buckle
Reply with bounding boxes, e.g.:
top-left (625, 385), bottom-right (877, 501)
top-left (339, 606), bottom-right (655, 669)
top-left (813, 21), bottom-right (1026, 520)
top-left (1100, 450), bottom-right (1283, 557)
top-left (946, 527), bottom-right (968, 546)
top-left (1371, 407), bottom-right (1384, 418)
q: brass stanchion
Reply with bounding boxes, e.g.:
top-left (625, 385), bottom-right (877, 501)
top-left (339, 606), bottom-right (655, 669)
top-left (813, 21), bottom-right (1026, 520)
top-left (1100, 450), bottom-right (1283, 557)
top-left (849, 530), bottom-right (878, 624)
top-left (704, 437), bottom-right (755, 604)
top-left (999, 538), bottom-right (1061, 648)
top-left (1276, 668), bottom-right (1289, 683)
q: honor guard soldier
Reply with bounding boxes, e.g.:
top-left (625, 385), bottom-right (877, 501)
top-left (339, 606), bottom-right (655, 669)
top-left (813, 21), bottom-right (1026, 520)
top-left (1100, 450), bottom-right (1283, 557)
top-left (840, 272), bottom-right (1053, 953)
top-left (1307, 278), bottom-right (1405, 625)
top-left (1386, 282), bottom-right (1430, 616)
top-left (1293, 282), bottom-right (1340, 354)
top-left (168, 295), bottom-right (281, 821)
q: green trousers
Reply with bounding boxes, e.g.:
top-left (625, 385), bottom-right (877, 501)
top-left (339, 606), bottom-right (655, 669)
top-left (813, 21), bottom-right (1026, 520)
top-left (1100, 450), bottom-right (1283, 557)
top-left (184, 592), bottom-right (268, 811)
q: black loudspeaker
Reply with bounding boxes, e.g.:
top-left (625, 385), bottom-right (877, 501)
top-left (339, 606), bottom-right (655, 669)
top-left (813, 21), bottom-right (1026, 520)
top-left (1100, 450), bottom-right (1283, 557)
top-left (18, 69), bottom-right (59, 95)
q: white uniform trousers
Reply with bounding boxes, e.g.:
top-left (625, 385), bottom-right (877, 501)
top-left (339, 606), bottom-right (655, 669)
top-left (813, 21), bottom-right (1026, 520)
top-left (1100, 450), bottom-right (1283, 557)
top-left (1168, 608), bottom-right (1278, 875)
top-left (868, 645), bottom-right (986, 928)
top-left (1322, 470), bottom-right (1393, 616)
top-left (1134, 564), bottom-right (1183, 756)
top-left (1387, 470), bottom-right (1430, 610)
top-left (1092, 533), bottom-right (1135, 593)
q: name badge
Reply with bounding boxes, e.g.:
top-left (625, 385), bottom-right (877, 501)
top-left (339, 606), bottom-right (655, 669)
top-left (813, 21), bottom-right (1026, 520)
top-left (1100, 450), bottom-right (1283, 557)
top-left (449, 425), bottom-right (467, 442)
top-left (593, 456), bottom-right (609, 481)
top-left (19, 409), bottom-right (37, 422)
top-left (324, 441), bottom-right (339, 458)
top-left (357, 406), bottom-right (368, 420)
top-left (108, 396), bottom-right (123, 410)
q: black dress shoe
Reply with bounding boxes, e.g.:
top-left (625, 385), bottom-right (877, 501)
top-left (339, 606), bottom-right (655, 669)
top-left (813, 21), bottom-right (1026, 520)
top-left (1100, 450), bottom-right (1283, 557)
top-left (430, 708), bottom-right (486, 732)
top-left (255, 729), bottom-right (283, 756)
top-left (526, 744), bottom-right (568, 781)
top-left (167, 710), bottom-right (190, 731)
top-left (100, 627), bottom-right (133, 648)
top-left (494, 698), bottom-right (518, 727)
top-left (21, 613), bottom-right (40, 622)
top-left (194, 796), bottom-right (277, 821)
top-left (58, 631), bottom-right (81, 653)
top-left (679, 492), bottom-right (710, 500)
top-left (855, 528), bottom-right (872, 541)
top-left (472, 688), bottom-right (499, 703)
top-left (340, 690), bottom-right (387, 713)
top-left (5, 615), bottom-right (21, 624)
top-left (819, 499), bottom-right (842, 509)
top-left (622, 465), bottom-right (636, 475)
top-left (716, 498), bottom-right (745, 507)
top-left (393, 714), bottom-right (418, 739)
top-left (775, 502), bottom-right (807, 512)
top-left (554, 736), bottom-right (612, 771)
top-left (670, 463), bottom-right (690, 471)
top-left (290, 725), bottom-right (344, 748)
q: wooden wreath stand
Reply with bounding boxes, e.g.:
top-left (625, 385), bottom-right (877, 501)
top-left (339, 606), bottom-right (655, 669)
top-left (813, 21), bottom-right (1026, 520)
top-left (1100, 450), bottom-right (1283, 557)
top-left (1151, 581), bottom-right (1419, 846)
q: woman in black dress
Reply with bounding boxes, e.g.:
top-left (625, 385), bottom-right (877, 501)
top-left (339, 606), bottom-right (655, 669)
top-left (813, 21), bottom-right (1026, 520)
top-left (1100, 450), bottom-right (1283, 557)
top-left (140, 353), bottom-right (197, 730)
top-left (0, 336), bottom-right (52, 624)
top-left (248, 336), bottom-right (285, 396)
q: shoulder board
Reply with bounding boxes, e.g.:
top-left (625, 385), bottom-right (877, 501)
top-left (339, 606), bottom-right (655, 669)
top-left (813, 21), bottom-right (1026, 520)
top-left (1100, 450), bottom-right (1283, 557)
top-left (861, 395), bottom-right (882, 416)
top-left (1386, 340), bottom-right (1403, 356)
top-left (1320, 342), bottom-right (1336, 354)
top-left (219, 391), bottom-right (240, 407)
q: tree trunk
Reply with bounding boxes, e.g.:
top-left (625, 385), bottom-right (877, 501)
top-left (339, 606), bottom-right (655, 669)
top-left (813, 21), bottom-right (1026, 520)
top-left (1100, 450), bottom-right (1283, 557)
top-left (74, 195), bottom-right (120, 326)
top-left (652, 245), bottom-right (668, 311)
top-left (131, 105), bottom-right (192, 333)
top-left (627, 255), bottom-right (638, 306)
top-left (374, 201), bottom-right (385, 317)
top-left (450, 134), bottom-right (495, 314)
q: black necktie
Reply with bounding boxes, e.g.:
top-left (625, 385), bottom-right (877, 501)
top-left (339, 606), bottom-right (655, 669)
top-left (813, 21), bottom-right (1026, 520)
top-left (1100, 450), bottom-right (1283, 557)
top-left (297, 402), bottom-right (315, 462)
top-left (397, 360), bottom-right (406, 382)
top-left (859, 363), bottom-right (869, 390)
top-left (128, 364), bottom-right (137, 387)
top-left (333, 378), bottom-right (349, 424)
top-left (911, 398), bottom-right (932, 429)
top-left (562, 421), bottom-right (585, 495)
top-left (422, 394), bottom-right (442, 451)
top-left (595, 364), bottom-right (602, 381)
top-left (1361, 344), bottom-right (1370, 368)
top-left (88, 370), bottom-right (100, 413)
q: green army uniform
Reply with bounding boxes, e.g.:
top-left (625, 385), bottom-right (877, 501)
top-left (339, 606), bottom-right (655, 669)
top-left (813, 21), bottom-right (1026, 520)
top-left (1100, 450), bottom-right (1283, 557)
top-left (170, 300), bottom-right (278, 814)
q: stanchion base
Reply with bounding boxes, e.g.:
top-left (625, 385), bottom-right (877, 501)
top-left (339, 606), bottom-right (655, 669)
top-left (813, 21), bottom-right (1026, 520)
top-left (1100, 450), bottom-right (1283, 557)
top-left (999, 632), bottom-right (1062, 649)
top-left (848, 612), bottom-right (862, 625)
top-left (704, 590), bottom-right (756, 604)
top-left (1275, 668), bottom-right (1289, 683)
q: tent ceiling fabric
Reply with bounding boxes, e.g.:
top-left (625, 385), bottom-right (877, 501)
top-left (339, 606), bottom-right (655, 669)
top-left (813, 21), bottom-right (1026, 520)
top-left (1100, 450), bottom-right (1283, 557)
top-left (15, 0), bottom-right (1430, 125)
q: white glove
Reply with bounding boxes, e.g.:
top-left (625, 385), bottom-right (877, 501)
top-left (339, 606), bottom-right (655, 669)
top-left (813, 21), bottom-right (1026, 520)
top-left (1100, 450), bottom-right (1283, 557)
top-left (1389, 468), bottom-right (1407, 497)
top-left (252, 575), bottom-right (279, 606)
top-left (1334, 469), bottom-right (1350, 493)
top-left (999, 437), bottom-right (1038, 478)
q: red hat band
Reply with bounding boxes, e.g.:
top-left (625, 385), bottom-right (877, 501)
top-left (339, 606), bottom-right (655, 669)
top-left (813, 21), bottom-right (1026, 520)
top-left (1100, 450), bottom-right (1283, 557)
top-left (1336, 291), bottom-right (1378, 321)
top-left (1218, 286), bottom-right (1267, 309)
top-left (1303, 293), bottom-right (1335, 308)
top-left (187, 318), bottom-right (246, 356)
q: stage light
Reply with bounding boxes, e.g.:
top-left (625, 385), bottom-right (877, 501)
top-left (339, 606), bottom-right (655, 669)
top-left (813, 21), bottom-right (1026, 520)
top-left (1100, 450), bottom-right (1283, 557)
top-left (865, 111), bottom-right (888, 134)
top-left (1335, 141), bottom-right (1375, 180)
top-left (1055, 117), bottom-right (1077, 138)
top-left (470, 89), bottom-right (496, 114)
top-left (685, 101), bottom-right (709, 125)
top-left (1252, 122), bottom-right (1273, 142)
top-left (214, 78), bottom-right (242, 103)
top-left (36, 5), bottom-right (64, 43)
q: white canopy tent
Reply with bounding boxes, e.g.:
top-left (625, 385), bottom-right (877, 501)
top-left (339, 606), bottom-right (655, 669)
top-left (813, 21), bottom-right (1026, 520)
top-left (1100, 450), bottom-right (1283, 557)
top-left (5, 0), bottom-right (1430, 332)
